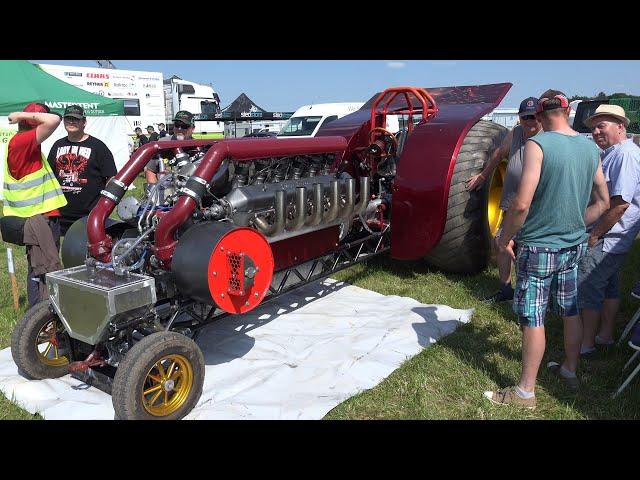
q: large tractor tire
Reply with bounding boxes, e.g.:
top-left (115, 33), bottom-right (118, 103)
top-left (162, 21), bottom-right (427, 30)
top-left (424, 120), bottom-right (508, 274)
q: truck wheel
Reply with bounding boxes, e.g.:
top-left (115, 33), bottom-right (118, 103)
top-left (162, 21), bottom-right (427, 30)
top-left (424, 120), bottom-right (508, 274)
top-left (11, 300), bottom-right (71, 379)
top-left (112, 331), bottom-right (205, 420)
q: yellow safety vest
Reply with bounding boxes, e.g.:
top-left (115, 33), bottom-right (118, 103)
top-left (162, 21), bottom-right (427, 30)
top-left (3, 141), bottom-right (67, 218)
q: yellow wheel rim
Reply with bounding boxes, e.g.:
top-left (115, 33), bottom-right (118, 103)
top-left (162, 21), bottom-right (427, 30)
top-left (35, 319), bottom-right (69, 367)
top-left (142, 354), bottom-right (194, 417)
top-left (487, 161), bottom-right (507, 237)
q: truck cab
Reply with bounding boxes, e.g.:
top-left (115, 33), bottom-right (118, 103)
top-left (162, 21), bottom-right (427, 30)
top-left (164, 77), bottom-right (224, 138)
top-left (277, 102), bottom-right (365, 138)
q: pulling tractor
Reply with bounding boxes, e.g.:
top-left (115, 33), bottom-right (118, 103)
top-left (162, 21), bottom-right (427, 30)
top-left (11, 83), bottom-right (511, 419)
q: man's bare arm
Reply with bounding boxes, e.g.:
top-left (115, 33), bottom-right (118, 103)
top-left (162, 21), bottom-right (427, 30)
top-left (584, 159), bottom-right (611, 228)
top-left (466, 129), bottom-right (513, 191)
top-left (588, 197), bottom-right (626, 245)
top-left (7, 111), bottom-right (61, 144)
top-left (497, 140), bottom-right (543, 249)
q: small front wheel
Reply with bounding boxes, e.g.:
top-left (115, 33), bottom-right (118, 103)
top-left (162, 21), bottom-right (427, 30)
top-left (11, 300), bottom-right (71, 379)
top-left (112, 331), bottom-right (205, 420)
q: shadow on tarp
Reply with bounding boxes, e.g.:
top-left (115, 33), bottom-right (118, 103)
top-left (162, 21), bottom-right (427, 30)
top-left (194, 279), bottom-right (351, 367)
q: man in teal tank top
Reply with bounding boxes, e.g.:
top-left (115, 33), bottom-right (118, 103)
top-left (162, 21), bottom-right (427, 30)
top-left (484, 90), bottom-right (610, 409)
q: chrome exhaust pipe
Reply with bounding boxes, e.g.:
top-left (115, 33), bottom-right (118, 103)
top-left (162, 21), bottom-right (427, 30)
top-left (305, 183), bottom-right (324, 227)
top-left (353, 177), bottom-right (370, 216)
top-left (286, 187), bottom-right (307, 231)
top-left (254, 189), bottom-right (286, 236)
top-left (340, 178), bottom-right (356, 222)
top-left (323, 179), bottom-right (340, 223)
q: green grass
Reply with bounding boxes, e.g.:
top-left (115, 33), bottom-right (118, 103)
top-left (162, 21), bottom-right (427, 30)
top-left (1, 185), bottom-right (639, 419)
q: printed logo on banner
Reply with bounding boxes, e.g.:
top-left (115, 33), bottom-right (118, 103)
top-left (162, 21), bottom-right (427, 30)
top-left (87, 73), bottom-right (109, 79)
top-left (64, 71), bottom-right (82, 77)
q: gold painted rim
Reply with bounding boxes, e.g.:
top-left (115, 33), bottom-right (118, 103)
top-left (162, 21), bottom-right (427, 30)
top-left (142, 354), bottom-right (194, 417)
top-left (488, 162), bottom-right (507, 237)
top-left (35, 318), bottom-right (69, 367)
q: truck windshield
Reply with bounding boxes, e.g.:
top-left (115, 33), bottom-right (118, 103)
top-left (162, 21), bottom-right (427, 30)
top-left (277, 116), bottom-right (323, 136)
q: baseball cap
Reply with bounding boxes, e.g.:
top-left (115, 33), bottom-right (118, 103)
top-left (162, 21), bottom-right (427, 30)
top-left (173, 110), bottom-right (194, 126)
top-left (63, 104), bottom-right (85, 119)
top-left (518, 97), bottom-right (538, 116)
top-left (22, 102), bottom-right (50, 127)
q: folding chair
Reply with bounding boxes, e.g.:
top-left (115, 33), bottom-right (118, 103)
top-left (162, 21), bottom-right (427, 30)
top-left (613, 325), bottom-right (640, 398)
top-left (617, 304), bottom-right (640, 346)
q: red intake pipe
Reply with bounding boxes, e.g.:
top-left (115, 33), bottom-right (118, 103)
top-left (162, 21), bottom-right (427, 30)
top-left (154, 137), bottom-right (348, 267)
top-left (87, 140), bottom-right (217, 262)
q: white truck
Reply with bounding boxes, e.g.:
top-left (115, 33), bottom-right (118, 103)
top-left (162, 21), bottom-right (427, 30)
top-left (163, 76), bottom-right (224, 138)
top-left (37, 64), bottom-right (224, 138)
top-left (277, 102), bottom-right (399, 138)
top-left (277, 102), bottom-right (365, 137)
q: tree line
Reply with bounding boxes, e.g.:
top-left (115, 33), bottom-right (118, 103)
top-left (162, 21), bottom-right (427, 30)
top-left (569, 92), bottom-right (637, 102)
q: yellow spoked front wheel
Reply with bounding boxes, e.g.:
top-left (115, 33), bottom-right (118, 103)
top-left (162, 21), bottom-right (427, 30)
top-left (11, 300), bottom-right (71, 379)
top-left (35, 318), bottom-right (69, 367)
top-left (112, 331), bottom-right (205, 420)
top-left (142, 354), bottom-right (194, 417)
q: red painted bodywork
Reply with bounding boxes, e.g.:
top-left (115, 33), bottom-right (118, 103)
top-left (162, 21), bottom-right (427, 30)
top-left (271, 226), bottom-right (340, 271)
top-left (206, 227), bottom-right (274, 314)
top-left (87, 83), bottom-right (511, 270)
top-left (318, 83), bottom-right (512, 260)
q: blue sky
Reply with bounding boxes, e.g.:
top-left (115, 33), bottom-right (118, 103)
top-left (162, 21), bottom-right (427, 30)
top-left (31, 60), bottom-right (640, 112)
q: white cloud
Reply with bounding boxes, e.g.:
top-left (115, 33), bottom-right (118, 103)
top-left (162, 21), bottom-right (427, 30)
top-left (386, 61), bottom-right (406, 69)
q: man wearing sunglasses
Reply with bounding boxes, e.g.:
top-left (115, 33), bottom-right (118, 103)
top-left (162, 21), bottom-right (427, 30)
top-left (578, 104), bottom-right (640, 356)
top-left (467, 97), bottom-right (543, 303)
top-left (144, 110), bottom-right (195, 184)
top-left (484, 90), bottom-right (609, 408)
top-left (47, 105), bottom-right (117, 236)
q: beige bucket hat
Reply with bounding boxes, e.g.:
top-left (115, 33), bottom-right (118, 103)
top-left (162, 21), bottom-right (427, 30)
top-left (584, 104), bottom-right (630, 129)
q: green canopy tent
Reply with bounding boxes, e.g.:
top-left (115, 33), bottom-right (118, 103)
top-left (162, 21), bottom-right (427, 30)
top-left (0, 61), bottom-right (131, 200)
top-left (0, 60), bottom-right (124, 116)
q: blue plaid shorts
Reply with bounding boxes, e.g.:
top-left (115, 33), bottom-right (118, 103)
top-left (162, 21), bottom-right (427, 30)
top-left (513, 243), bottom-right (587, 327)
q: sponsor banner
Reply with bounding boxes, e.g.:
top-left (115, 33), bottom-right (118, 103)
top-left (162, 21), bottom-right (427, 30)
top-left (0, 126), bottom-right (17, 144)
top-left (211, 112), bottom-right (293, 121)
top-left (43, 101), bottom-right (110, 116)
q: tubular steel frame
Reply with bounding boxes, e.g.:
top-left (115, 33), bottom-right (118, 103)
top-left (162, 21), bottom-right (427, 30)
top-left (71, 228), bottom-right (391, 393)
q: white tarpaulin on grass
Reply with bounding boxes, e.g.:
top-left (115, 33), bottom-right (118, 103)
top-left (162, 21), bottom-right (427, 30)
top-left (0, 279), bottom-right (473, 420)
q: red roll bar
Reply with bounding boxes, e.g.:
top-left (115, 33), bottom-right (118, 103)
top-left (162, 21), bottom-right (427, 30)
top-left (369, 86), bottom-right (438, 135)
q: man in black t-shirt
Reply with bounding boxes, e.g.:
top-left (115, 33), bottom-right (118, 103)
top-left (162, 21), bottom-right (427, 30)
top-left (146, 125), bottom-right (159, 142)
top-left (47, 105), bottom-right (118, 235)
top-left (134, 127), bottom-right (149, 149)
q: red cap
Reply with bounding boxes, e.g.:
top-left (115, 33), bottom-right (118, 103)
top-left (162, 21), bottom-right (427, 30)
top-left (21, 102), bottom-right (49, 127)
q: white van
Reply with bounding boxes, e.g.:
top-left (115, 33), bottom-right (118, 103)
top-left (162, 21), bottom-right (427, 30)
top-left (277, 102), bottom-right (365, 138)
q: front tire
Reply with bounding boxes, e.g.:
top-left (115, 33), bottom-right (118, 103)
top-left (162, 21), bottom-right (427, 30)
top-left (112, 331), bottom-right (205, 420)
top-left (424, 120), bottom-right (508, 274)
top-left (11, 300), bottom-right (71, 379)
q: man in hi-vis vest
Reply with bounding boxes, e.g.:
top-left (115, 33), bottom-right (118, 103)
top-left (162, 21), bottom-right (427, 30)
top-left (4, 103), bottom-right (67, 307)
